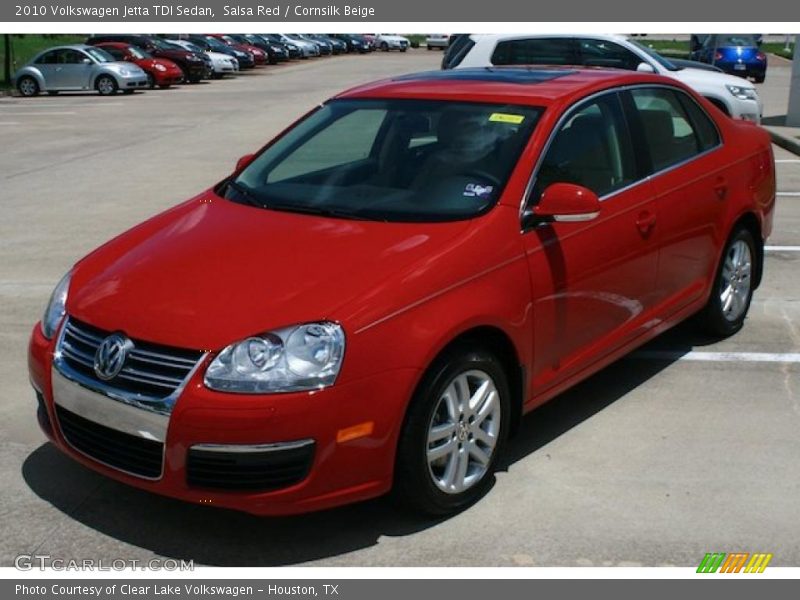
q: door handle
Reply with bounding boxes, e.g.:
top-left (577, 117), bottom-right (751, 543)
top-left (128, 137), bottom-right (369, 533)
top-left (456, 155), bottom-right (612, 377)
top-left (636, 210), bottom-right (657, 236)
top-left (713, 177), bottom-right (728, 200)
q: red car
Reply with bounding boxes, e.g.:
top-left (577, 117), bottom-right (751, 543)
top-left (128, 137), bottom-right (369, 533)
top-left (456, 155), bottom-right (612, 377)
top-left (29, 68), bottom-right (775, 516)
top-left (209, 34), bottom-right (268, 65)
top-left (94, 42), bottom-right (184, 89)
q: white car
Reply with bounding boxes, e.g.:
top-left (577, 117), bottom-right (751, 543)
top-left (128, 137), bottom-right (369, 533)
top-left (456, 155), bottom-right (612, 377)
top-left (426, 34), bottom-right (449, 50)
top-left (451, 34), bottom-right (763, 123)
top-left (168, 39), bottom-right (238, 78)
top-left (374, 34), bottom-right (410, 52)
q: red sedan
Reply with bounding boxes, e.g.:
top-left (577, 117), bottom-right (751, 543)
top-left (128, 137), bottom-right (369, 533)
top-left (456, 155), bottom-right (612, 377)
top-left (29, 68), bottom-right (775, 516)
top-left (94, 42), bottom-right (183, 89)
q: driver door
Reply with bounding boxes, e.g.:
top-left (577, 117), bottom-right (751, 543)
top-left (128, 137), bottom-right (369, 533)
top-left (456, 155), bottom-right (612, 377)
top-left (521, 90), bottom-right (659, 394)
top-left (52, 49), bottom-right (93, 90)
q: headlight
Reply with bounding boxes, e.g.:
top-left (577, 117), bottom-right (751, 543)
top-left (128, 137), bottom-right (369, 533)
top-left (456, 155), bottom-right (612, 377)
top-left (118, 68), bottom-right (130, 76)
top-left (726, 85), bottom-right (758, 101)
top-left (41, 272), bottom-right (71, 339)
top-left (154, 63), bottom-right (167, 72)
top-left (205, 322), bottom-right (345, 393)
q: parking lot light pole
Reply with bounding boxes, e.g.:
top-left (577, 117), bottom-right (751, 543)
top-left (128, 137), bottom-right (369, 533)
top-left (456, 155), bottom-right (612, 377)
top-left (3, 35), bottom-right (10, 88)
top-left (788, 36), bottom-right (800, 127)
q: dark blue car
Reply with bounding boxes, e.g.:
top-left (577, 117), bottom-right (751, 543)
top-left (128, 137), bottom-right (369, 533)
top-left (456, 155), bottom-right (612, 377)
top-left (691, 34), bottom-right (767, 83)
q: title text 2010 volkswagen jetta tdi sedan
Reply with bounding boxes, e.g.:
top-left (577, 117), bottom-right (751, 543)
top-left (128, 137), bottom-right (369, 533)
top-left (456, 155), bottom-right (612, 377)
top-left (28, 68), bottom-right (775, 515)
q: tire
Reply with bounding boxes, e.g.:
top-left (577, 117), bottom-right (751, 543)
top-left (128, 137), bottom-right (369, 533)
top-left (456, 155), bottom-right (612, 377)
top-left (146, 73), bottom-right (155, 89)
top-left (17, 76), bottom-right (40, 97)
top-left (427, 45), bottom-right (433, 50)
top-left (755, 75), bottom-right (765, 84)
top-left (394, 345), bottom-right (511, 515)
top-left (401, 48), bottom-right (407, 53)
top-left (95, 75), bottom-right (118, 96)
top-left (696, 227), bottom-right (757, 337)
top-left (381, 42), bottom-right (389, 52)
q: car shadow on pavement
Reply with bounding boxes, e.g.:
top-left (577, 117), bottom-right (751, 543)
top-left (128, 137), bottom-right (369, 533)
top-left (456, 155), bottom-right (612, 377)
top-left (22, 321), bottom-right (710, 566)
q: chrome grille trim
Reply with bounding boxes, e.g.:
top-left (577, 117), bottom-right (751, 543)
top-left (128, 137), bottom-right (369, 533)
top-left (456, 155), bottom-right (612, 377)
top-left (54, 317), bottom-right (206, 416)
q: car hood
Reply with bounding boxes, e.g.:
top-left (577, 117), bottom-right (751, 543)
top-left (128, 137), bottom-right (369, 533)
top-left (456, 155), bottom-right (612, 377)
top-left (68, 191), bottom-right (474, 350)
top-left (672, 67), bottom-right (758, 91)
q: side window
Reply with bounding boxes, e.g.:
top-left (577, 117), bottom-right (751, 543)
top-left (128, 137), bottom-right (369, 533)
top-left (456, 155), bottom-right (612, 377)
top-left (677, 93), bottom-right (721, 151)
top-left (577, 39), bottom-right (642, 70)
top-left (36, 50), bottom-right (59, 65)
top-left (631, 88), bottom-right (705, 171)
top-left (103, 46), bottom-right (124, 60)
top-left (58, 50), bottom-right (84, 64)
top-left (268, 108), bottom-right (387, 182)
top-left (532, 93), bottom-right (636, 200)
top-left (491, 38), bottom-right (577, 66)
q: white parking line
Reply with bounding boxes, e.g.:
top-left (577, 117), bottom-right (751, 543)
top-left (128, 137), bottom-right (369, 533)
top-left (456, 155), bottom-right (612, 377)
top-left (0, 122), bottom-right (21, 126)
top-left (777, 192), bottom-right (800, 196)
top-left (766, 246), bottom-right (800, 252)
top-left (2, 112), bottom-right (76, 116)
top-left (775, 159), bottom-right (800, 164)
top-left (632, 351), bottom-right (800, 363)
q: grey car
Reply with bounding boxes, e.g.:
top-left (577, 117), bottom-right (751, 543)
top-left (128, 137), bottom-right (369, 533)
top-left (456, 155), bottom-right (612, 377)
top-left (14, 45), bottom-right (149, 97)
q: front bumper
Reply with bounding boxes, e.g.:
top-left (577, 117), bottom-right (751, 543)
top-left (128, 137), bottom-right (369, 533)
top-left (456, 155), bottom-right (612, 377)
top-left (28, 322), bottom-right (419, 515)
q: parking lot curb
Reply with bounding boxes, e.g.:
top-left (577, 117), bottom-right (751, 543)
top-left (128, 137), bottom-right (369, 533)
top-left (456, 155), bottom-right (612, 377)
top-left (766, 126), bottom-right (800, 156)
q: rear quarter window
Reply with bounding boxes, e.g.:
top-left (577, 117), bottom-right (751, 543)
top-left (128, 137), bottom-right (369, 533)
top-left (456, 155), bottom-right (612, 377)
top-left (491, 38), bottom-right (576, 66)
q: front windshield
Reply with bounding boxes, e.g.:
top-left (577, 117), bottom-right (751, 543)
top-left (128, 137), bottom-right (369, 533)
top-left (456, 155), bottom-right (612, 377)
top-left (226, 99), bottom-right (542, 222)
top-left (628, 40), bottom-right (679, 71)
top-left (202, 36), bottom-right (228, 51)
top-left (127, 46), bottom-right (150, 59)
top-left (180, 42), bottom-right (203, 54)
top-left (84, 47), bottom-right (114, 63)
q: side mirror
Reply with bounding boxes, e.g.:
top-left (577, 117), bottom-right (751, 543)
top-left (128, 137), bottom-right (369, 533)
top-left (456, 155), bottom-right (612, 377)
top-left (81, 58), bottom-right (92, 65)
top-left (636, 62), bottom-right (656, 73)
top-left (235, 153), bottom-right (255, 172)
top-left (524, 183), bottom-right (600, 227)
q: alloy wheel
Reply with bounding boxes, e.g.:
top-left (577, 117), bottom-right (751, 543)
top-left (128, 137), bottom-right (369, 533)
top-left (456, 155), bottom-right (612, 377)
top-left (719, 239), bottom-right (752, 322)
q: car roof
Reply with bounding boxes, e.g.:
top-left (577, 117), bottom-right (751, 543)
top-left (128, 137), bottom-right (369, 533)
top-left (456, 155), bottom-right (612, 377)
top-left (336, 67), bottom-right (675, 107)
top-left (40, 44), bottom-right (95, 52)
top-left (471, 33), bottom-right (630, 43)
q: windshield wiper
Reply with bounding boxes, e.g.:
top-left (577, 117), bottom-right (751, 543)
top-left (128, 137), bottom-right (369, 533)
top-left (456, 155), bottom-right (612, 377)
top-left (266, 202), bottom-right (373, 221)
top-left (225, 179), bottom-right (262, 207)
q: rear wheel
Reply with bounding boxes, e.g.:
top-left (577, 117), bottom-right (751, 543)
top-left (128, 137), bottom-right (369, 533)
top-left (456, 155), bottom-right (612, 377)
top-left (755, 75), bottom-right (765, 84)
top-left (381, 42), bottom-right (389, 51)
top-left (394, 346), bottom-right (510, 515)
top-left (697, 227), bottom-right (757, 337)
top-left (17, 76), bottom-right (39, 97)
top-left (95, 75), bottom-right (118, 96)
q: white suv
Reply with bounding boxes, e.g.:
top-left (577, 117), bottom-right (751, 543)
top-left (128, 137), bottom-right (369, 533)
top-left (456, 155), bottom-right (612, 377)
top-left (450, 34), bottom-right (762, 123)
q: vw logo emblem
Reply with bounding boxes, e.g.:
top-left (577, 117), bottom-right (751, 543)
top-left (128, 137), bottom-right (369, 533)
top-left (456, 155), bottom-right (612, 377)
top-left (93, 333), bottom-right (133, 381)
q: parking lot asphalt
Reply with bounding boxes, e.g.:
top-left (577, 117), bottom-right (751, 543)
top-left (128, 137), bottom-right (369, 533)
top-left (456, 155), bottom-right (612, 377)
top-left (1, 51), bottom-right (799, 568)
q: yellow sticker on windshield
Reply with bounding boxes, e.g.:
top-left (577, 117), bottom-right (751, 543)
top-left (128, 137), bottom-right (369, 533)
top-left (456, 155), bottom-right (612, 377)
top-left (489, 113), bottom-right (525, 124)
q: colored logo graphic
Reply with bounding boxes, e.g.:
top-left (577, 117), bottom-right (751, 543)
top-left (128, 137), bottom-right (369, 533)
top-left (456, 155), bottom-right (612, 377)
top-left (697, 552), bottom-right (773, 573)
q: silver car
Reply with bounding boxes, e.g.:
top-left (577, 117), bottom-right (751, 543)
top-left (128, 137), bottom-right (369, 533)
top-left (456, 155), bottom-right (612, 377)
top-left (14, 44), bottom-right (149, 97)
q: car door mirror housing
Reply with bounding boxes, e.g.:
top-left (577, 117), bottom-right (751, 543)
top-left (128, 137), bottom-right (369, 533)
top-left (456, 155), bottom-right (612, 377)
top-left (525, 183), bottom-right (601, 227)
top-left (636, 62), bottom-right (656, 73)
top-left (235, 153), bottom-right (255, 172)
top-left (81, 58), bottom-right (92, 65)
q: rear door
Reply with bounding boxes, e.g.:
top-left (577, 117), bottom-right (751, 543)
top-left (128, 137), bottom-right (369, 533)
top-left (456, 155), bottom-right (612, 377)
top-left (625, 86), bottom-right (726, 315)
top-left (521, 90), bottom-right (659, 393)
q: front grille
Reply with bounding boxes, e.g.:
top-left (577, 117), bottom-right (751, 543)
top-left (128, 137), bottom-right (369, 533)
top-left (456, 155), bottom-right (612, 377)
top-left (56, 405), bottom-right (163, 478)
top-left (186, 442), bottom-right (315, 491)
top-left (58, 318), bottom-right (203, 401)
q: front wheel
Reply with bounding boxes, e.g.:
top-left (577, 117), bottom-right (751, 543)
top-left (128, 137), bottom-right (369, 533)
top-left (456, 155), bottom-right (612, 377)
top-left (95, 75), bottom-right (118, 96)
top-left (697, 227), bottom-right (757, 337)
top-left (394, 346), bottom-right (510, 515)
